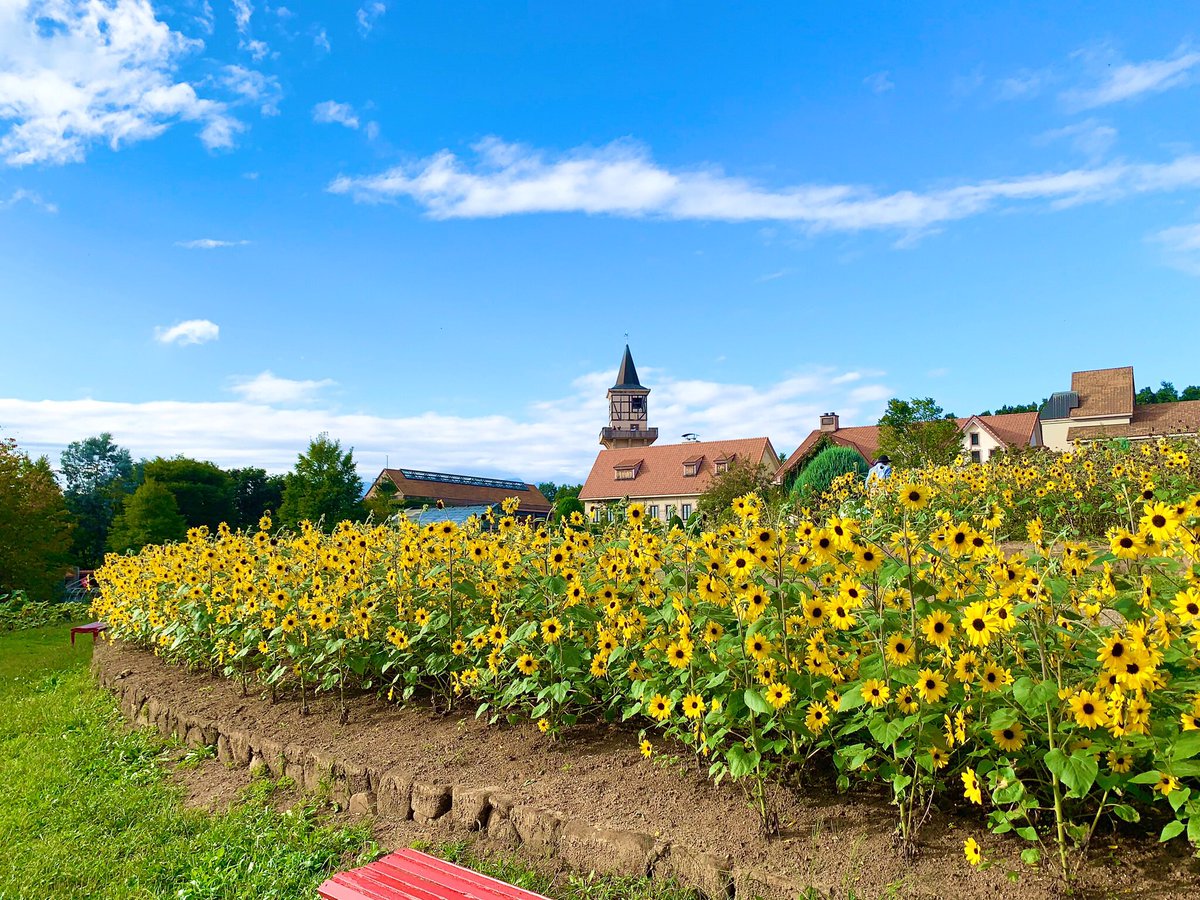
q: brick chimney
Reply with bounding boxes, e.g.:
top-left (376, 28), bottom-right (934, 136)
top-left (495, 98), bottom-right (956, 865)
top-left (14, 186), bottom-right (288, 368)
top-left (819, 412), bottom-right (840, 433)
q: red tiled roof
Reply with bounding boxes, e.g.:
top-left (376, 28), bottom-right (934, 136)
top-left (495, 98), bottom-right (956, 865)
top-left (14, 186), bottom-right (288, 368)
top-left (776, 411), bottom-right (1040, 480)
top-left (1070, 367), bottom-right (1135, 419)
top-left (371, 469), bottom-right (552, 512)
top-left (1067, 399), bottom-right (1200, 442)
top-left (962, 411), bottom-right (1040, 448)
top-left (776, 426), bottom-right (882, 480)
top-left (579, 437), bottom-right (778, 502)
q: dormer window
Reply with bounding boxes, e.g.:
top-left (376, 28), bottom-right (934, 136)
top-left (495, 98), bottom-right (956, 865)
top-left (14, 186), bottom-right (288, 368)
top-left (614, 459), bottom-right (642, 481)
top-left (714, 452), bottom-right (736, 474)
top-left (682, 455), bottom-right (703, 477)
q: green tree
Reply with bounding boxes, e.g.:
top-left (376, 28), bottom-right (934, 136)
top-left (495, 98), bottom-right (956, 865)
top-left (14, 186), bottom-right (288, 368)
top-left (142, 457), bottom-right (235, 530)
top-left (551, 495), bottom-right (585, 523)
top-left (59, 433), bottom-right (136, 568)
top-left (979, 401), bottom-right (1044, 416)
top-left (696, 457), bottom-right (782, 523)
top-left (1136, 381), bottom-right (1200, 404)
top-left (792, 445), bottom-right (868, 499)
top-left (536, 482), bottom-right (582, 504)
top-left (0, 437), bottom-right (74, 599)
top-left (227, 467), bottom-right (285, 531)
top-left (876, 397), bottom-right (962, 470)
top-left (107, 480), bottom-right (187, 554)
top-left (278, 435), bottom-right (364, 531)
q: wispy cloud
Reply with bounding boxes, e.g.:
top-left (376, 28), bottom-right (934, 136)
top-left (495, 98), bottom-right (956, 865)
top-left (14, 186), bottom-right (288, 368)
top-left (1033, 119), bottom-right (1117, 160)
top-left (755, 270), bottom-right (789, 283)
top-left (328, 136), bottom-right (1200, 234)
top-left (996, 68), bottom-right (1052, 100)
top-left (1151, 222), bottom-right (1200, 275)
top-left (154, 319), bottom-right (220, 346)
top-left (0, 188), bottom-right (57, 213)
top-left (230, 371), bottom-right (336, 404)
top-left (1064, 48), bottom-right (1200, 109)
top-left (223, 66), bottom-right (282, 116)
top-left (0, 367), bottom-right (892, 480)
top-left (175, 238), bottom-right (250, 249)
top-left (356, 2), bottom-right (386, 35)
top-left (313, 27), bottom-right (330, 52)
top-left (0, 0), bottom-right (243, 166)
top-left (312, 101), bottom-right (360, 129)
top-left (864, 71), bottom-right (894, 94)
top-left (232, 0), bottom-right (253, 32)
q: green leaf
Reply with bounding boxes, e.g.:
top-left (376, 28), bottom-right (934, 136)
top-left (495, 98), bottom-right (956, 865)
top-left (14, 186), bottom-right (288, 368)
top-left (1188, 816), bottom-right (1200, 847)
top-left (838, 681), bottom-right (866, 711)
top-left (1044, 748), bottom-right (1098, 798)
top-left (1130, 770), bottom-right (1163, 785)
top-left (988, 708), bottom-right (1019, 731)
top-left (726, 744), bottom-right (760, 779)
top-left (1111, 804), bottom-right (1140, 823)
top-left (1172, 731), bottom-right (1200, 762)
top-left (549, 681), bottom-right (570, 703)
top-left (744, 688), bottom-right (773, 716)
top-left (1020, 847), bottom-right (1042, 866)
top-left (1160, 820), bottom-right (1185, 842)
top-left (1013, 676), bottom-right (1058, 712)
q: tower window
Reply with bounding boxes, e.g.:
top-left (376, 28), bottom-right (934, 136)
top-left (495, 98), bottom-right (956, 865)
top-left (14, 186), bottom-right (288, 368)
top-left (631, 397), bottom-right (644, 411)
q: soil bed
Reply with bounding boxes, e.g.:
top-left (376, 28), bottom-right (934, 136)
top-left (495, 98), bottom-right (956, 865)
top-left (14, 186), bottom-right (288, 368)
top-left (96, 640), bottom-right (1198, 899)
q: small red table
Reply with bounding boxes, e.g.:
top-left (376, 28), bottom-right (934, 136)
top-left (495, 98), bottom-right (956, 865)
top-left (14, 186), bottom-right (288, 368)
top-left (70, 621), bottom-right (108, 645)
top-left (318, 848), bottom-right (551, 900)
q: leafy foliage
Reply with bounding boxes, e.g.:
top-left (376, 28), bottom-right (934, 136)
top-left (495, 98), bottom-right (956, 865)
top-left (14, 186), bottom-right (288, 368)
top-left (792, 445), bottom-right (868, 499)
top-left (278, 434), bottom-right (364, 531)
top-left (107, 479), bottom-right (187, 554)
top-left (0, 592), bottom-right (89, 631)
top-left (143, 456), bottom-right (236, 531)
top-left (228, 467), bottom-right (286, 531)
top-left (0, 437), bottom-right (73, 599)
top-left (876, 396), bottom-right (962, 470)
top-left (60, 433), bottom-right (137, 569)
top-left (1136, 381), bottom-right (1200, 405)
top-left (696, 457), bottom-right (781, 523)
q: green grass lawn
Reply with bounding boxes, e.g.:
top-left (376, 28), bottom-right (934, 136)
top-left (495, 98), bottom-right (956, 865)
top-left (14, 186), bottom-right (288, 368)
top-left (0, 626), bottom-right (377, 900)
top-left (0, 627), bottom-right (699, 900)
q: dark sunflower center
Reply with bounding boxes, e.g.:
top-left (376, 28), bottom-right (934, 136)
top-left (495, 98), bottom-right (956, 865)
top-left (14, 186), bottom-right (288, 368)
top-left (972, 618), bottom-right (985, 631)
top-left (1083, 702), bottom-right (1095, 715)
top-left (1152, 515), bottom-right (1166, 528)
top-left (1003, 729), bottom-right (1015, 740)
top-left (908, 491), bottom-right (920, 502)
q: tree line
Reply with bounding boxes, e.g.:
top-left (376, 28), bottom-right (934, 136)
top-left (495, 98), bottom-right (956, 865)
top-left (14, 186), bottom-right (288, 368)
top-left (0, 432), bottom-right (364, 600)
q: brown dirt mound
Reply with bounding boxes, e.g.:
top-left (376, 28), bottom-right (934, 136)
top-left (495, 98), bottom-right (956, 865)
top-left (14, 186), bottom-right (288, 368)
top-left (95, 640), bottom-right (1199, 899)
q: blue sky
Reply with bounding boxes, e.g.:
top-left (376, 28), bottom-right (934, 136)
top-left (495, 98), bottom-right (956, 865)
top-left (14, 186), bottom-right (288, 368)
top-left (1, 1), bottom-right (1198, 482)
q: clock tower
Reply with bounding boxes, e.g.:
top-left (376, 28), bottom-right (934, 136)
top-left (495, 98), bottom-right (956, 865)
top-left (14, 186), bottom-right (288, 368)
top-left (600, 345), bottom-right (659, 449)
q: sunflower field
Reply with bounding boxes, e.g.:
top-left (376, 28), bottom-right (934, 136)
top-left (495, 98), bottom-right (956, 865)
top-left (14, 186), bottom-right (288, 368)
top-left (94, 439), bottom-right (1200, 884)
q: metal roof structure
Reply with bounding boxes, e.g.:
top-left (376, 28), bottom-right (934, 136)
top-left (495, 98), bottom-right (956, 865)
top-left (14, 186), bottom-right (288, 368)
top-left (1040, 391), bottom-right (1080, 421)
top-left (396, 468), bottom-right (528, 492)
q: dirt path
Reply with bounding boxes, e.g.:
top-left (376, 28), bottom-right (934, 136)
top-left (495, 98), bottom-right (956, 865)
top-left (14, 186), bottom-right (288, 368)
top-left (96, 640), bottom-right (1198, 900)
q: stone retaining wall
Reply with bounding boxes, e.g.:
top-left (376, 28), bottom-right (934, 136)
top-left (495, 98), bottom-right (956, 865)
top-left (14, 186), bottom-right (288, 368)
top-left (93, 651), bottom-right (809, 900)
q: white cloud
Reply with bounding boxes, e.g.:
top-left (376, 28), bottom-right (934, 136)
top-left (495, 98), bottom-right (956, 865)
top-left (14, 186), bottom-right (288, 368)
top-left (313, 27), bottom-right (330, 52)
top-left (312, 100), bottom-right (359, 129)
top-left (223, 65), bottom-right (281, 116)
top-left (356, 1), bottom-right (385, 35)
top-left (154, 319), bottom-right (220, 346)
top-left (864, 71), bottom-right (894, 94)
top-left (0, 0), bottom-right (242, 165)
top-left (1151, 222), bottom-right (1200, 275)
top-left (1034, 119), bottom-right (1117, 160)
top-left (232, 0), bottom-right (252, 32)
top-left (0, 187), bottom-right (56, 212)
top-left (175, 238), bottom-right (250, 248)
top-left (0, 366), bottom-right (893, 481)
top-left (230, 370), bottom-right (336, 404)
top-left (364, 120), bottom-right (379, 141)
top-left (328, 136), bottom-right (1200, 233)
top-left (1065, 48), bottom-right (1200, 109)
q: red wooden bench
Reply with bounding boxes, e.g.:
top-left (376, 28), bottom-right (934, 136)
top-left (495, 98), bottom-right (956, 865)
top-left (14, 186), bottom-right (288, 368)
top-left (318, 848), bottom-right (551, 900)
top-left (70, 621), bottom-right (107, 645)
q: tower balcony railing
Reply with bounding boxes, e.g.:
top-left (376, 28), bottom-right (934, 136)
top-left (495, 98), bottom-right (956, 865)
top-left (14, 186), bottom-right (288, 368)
top-left (600, 426), bottom-right (659, 443)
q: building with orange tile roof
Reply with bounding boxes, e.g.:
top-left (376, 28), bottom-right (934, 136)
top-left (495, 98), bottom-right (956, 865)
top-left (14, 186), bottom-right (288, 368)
top-left (776, 410), bottom-right (1042, 484)
top-left (579, 346), bottom-right (779, 523)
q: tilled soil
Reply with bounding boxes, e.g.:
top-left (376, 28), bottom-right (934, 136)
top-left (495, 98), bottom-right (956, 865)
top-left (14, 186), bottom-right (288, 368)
top-left (96, 640), bottom-right (1199, 899)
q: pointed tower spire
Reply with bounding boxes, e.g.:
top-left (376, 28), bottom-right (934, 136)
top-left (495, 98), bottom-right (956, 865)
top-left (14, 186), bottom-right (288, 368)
top-left (600, 344), bottom-right (658, 449)
top-left (613, 344), bottom-right (643, 389)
